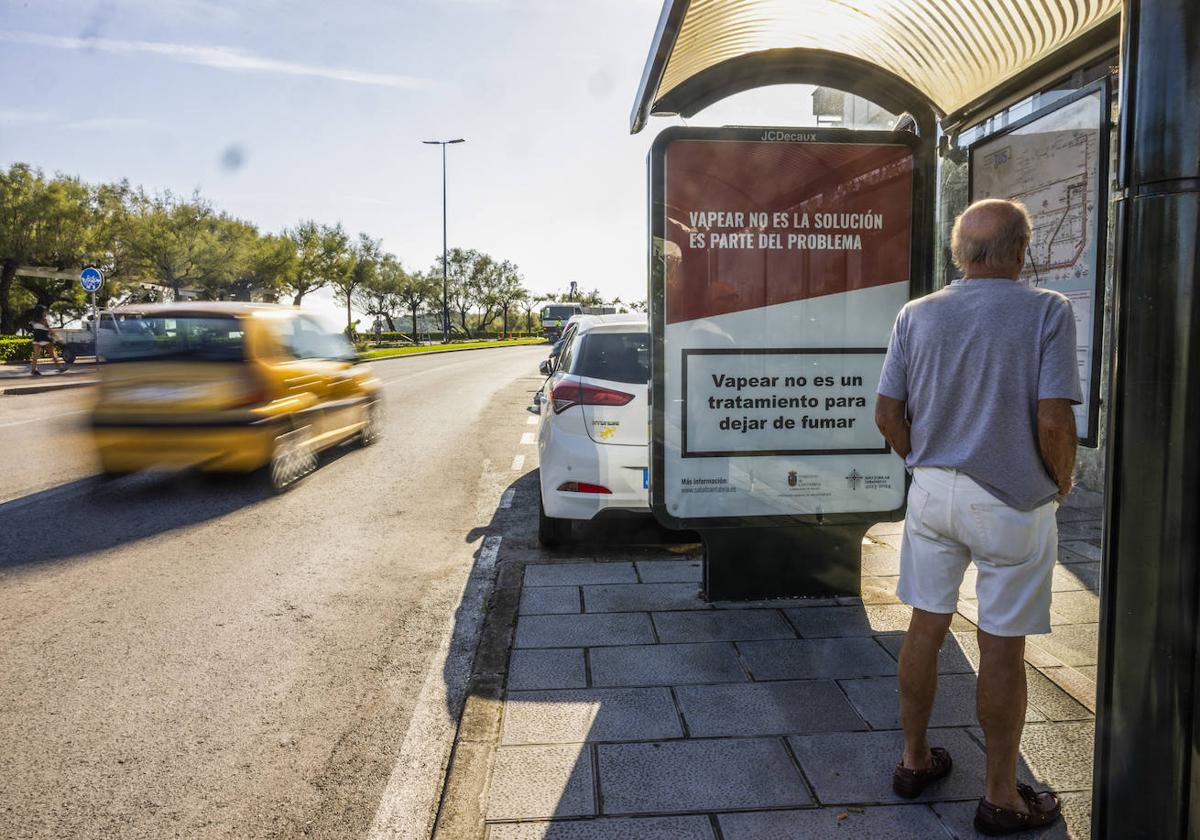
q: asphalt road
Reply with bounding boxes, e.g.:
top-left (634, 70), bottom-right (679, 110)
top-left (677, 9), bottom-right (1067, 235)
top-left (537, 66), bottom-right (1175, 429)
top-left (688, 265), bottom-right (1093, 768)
top-left (0, 345), bottom-right (548, 840)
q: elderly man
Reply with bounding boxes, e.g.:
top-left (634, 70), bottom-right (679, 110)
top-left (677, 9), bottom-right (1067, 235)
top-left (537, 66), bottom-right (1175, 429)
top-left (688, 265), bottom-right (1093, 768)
top-left (875, 199), bottom-right (1079, 835)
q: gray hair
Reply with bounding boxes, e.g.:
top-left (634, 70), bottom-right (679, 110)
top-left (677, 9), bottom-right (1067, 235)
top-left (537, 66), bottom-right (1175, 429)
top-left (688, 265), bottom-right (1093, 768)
top-left (951, 199), bottom-right (1032, 271)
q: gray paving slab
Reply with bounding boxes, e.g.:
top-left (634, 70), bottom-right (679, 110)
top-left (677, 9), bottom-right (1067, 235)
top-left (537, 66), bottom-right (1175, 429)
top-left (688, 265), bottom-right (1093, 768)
top-left (501, 687), bottom-right (683, 745)
top-left (486, 744), bottom-right (595, 820)
top-left (932, 791), bottom-right (1091, 839)
top-left (719, 805), bottom-right (952, 839)
top-left (487, 815), bottom-right (715, 840)
top-left (861, 575), bottom-right (903, 605)
top-left (840, 673), bottom-right (1044, 729)
top-left (1058, 544), bottom-right (1096, 564)
top-left (867, 519), bottom-right (906, 536)
top-left (1031, 624), bottom-right (1099, 666)
top-left (970, 721), bottom-right (1095, 792)
top-left (515, 613), bottom-right (655, 648)
top-left (676, 680), bottom-right (867, 737)
top-left (589, 642), bottom-right (747, 687)
top-left (583, 583), bottom-right (706, 613)
top-left (635, 560), bottom-right (703, 583)
top-left (652, 609), bottom-right (795, 642)
top-left (508, 649), bottom-right (588, 691)
top-left (597, 738), bottom-right (812, 814)
top-left (789, 728), bottom-right (988, 804)
top-left (714, 596), bottom-right (840, 609)
top-left (874, 532), bottom-right (905, 550)
top-left (1026, 666), bottom-right (1092, 722)
top-left (738, 638), bottom-right (898, 680)
top-left (1057, 520), bottom-right (1102, 542)
top-left (1058, 541), bottom-right (1101, 563)
top-left (1049, 590), bottom-right (1099, 625)
top-left (784, 604), bottom-right (963, 637)
top-left (1052, 562), bottom-right (1100, 592)
top-left (875, 632), bottom-right (981, 675)
top-left (521, 586), bottom-right (582, 615)
top-left (525, 563), bottom-right (638, 586)
top-left (862, 546), bottom-right (902, 576)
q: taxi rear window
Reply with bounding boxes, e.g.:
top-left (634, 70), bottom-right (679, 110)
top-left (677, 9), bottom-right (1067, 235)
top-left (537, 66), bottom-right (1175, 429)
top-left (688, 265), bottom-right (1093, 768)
top-left (573, 332), bottom-right (649, 384)
top-left (102, 316), bottom-right (246, 363)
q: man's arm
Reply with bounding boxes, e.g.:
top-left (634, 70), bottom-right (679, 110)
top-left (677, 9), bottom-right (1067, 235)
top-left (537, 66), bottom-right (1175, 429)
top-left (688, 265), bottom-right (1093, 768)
top-left (1037, 398), bottom-right (1077, 499)
top-left (875, 394), bottom-right (911, 459)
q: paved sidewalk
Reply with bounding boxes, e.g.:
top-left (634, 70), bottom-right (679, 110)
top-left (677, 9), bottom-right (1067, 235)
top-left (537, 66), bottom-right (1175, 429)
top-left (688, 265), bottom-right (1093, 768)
top-left (1, 362), bottom-right (97, 394)
top-left (451, 489), bottom-right (1103, 840)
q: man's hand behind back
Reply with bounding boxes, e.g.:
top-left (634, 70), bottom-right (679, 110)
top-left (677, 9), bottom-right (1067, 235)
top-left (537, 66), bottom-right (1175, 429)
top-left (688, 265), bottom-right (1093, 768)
top-left (1037, 399), bottom-right (1077, 501)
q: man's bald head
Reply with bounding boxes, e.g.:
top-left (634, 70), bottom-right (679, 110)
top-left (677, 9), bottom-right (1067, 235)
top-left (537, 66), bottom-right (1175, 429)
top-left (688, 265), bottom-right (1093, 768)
top-left (951, 199), bottom-right (1032, 278)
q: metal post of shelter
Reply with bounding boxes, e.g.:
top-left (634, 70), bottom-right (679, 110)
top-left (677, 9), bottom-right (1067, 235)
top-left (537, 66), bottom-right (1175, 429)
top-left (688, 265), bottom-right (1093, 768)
top-left (1093, 1), bottom-right (1200, 836)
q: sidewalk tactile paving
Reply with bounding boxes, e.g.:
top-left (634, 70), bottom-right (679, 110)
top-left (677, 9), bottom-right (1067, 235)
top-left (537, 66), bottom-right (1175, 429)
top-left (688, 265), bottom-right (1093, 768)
top-left (597, 738), bottom-right (812, 814)
top-left (487, 744), bottom-right (595, 820)
top-left (525, 563), bottom-right (638, 587)
top-left (520, 586), bottom-right (582, 615)
top-left (508, 649), bottom-right (588, 691)
top-left (583, 583), bottom-right (706, 613)
top-left (718, 804), bottom-right (951, 839)
top-left (635, 560), bottom-right (703, 583)
top-left (789, 728), bottom-right (987, 804)
top-left (589, 642), bottom-right (747, 687)
top-left (652, 609), bottom-right (795, 643)
top-left (501, 688), bottom-right (683, 745)
top-left (675, 680), bottom-right (867, 737)
top-left (932, 790), bottom-right (1091, 840)
top-left (840, 673), bottom-right (1045, 729)
top-left (515, 614), bottom-right (655, 648)
top-left (738, 638), bottom-right (898, 680)
top-left (488, 815), bottom-right (715, 840)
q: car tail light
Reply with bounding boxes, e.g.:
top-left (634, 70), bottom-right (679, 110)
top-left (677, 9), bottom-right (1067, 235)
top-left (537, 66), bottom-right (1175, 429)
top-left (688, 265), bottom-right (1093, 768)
top-left (549, 380), bottom-right (634, 414)
top-left (557, 482), bottom-right (612, 494)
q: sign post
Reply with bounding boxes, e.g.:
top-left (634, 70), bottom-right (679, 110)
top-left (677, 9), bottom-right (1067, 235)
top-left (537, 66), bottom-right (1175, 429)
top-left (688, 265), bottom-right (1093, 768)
top-left (648, 126), bottom-right (931, 599)
top-left (79, 267), bottom-right (104, 359)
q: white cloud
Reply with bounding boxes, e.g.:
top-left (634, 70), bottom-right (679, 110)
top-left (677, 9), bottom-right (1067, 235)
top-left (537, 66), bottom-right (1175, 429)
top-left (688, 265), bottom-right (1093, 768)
top-left (0, 31), bottom-right (429, 89)
top-left (0, 109), bottom-right (55, 125)
top-left (62, 116), bottom-right (149, 130)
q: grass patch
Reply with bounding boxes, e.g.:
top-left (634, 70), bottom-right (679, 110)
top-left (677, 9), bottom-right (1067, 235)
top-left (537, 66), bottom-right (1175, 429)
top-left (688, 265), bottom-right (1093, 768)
top-left (359, 338), bottom-right (545, 361)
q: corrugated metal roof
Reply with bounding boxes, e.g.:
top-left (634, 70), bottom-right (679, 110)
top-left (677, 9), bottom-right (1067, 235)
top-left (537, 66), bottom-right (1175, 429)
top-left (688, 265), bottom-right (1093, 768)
top-left (633, 0), bottom-right (1120, 131)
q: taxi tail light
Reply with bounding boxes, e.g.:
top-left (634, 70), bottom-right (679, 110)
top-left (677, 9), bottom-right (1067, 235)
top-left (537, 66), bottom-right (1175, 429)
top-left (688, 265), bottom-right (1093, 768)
top-left (557, 482), bottom-right (612, 494)
top-left (550, 381), bottom-right (634, 414)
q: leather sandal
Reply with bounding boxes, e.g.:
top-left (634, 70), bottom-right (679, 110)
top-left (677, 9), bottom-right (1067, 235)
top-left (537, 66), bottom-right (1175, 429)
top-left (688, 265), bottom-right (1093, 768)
top-left (892, 746), bottom-right (953, 798)
top-left (974, 783), bottom-right (1062, 835)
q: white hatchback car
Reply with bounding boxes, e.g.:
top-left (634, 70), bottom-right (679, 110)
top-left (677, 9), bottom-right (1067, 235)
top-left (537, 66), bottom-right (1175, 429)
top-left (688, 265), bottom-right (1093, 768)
top-left (537, 313), bottom-right (650, 546)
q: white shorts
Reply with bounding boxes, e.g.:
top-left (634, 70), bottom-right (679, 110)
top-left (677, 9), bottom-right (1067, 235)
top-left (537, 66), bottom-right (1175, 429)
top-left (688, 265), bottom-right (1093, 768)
top-left (897, 467), bottom-right (1058, 637)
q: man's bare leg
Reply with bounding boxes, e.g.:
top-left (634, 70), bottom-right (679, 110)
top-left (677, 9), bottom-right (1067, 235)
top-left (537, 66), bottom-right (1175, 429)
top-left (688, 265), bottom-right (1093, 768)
top-left (977, 630), bottom-right (1028, 810)
top-left (899, 608), bottom-right (953, 769)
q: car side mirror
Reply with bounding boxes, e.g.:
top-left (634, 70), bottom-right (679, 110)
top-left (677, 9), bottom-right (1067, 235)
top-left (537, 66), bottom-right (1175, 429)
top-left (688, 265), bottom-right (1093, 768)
top-left (538, 359), bottom-right (553, 376)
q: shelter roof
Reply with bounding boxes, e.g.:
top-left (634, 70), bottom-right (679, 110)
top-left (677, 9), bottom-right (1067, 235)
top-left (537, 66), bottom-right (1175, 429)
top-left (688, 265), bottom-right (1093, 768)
top-left (631, 0), bottom-right (1120, 133)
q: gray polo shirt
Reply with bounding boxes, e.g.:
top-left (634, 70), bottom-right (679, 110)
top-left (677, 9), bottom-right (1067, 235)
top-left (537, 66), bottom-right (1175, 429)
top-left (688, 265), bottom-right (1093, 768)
top-left (878, 278), bottom-right (1082, 511)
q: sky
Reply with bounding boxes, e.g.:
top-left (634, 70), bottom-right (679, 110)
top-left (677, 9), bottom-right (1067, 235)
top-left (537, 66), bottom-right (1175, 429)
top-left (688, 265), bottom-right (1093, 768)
top-left (0, 0), bottom-right (819, 325)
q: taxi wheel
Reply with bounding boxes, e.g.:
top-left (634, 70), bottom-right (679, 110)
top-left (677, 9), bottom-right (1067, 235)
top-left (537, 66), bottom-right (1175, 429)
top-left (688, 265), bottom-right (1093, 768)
top-left (538, 492), bottom-right (572, 547)
top-left (269, 425), bottom-right (317, 492)
top-left (359, 400), bottom-right (384, 447)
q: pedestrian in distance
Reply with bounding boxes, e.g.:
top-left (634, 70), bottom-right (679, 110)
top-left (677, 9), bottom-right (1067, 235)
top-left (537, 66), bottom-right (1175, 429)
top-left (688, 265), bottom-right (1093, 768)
top-left (29, 305), bottom-right (67, 376)
top-left (874, 198), bottom-right (1079, 835)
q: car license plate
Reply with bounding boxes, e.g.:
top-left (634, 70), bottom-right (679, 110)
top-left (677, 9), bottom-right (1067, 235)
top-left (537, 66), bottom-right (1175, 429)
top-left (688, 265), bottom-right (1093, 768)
top-left (642, 468), bottom-right (649, 489)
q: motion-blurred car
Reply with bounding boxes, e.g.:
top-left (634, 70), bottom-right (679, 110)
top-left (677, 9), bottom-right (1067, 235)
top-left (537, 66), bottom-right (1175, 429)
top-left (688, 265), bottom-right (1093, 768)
top-left (536, 313), bottom-right (650, 546)
top-left (90, 302), bottom-right (383, 491)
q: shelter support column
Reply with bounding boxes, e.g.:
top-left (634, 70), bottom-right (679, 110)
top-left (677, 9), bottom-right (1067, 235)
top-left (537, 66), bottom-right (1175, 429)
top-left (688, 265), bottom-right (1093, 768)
top-left (1094, 1), bottom-right (1200, 837)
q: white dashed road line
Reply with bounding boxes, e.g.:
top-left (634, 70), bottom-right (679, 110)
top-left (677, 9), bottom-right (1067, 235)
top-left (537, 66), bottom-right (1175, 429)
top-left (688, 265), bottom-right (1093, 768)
top-left (526, 415), bottom-right (537, 425)
top-left (499, 488), bottom-right (515, 509)
top-left (510, 455), bottom-right (525, 471)
top-left (519, 432), bottom-right (535, 445)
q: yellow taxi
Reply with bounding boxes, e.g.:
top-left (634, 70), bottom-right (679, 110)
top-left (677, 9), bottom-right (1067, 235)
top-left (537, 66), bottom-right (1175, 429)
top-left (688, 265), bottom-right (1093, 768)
top-left (90, 302), bottom-right (383, 491)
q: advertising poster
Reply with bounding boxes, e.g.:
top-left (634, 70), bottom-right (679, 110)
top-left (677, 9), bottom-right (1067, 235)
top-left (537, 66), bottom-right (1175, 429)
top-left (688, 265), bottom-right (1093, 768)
top-left (970, 81), bottom-right (1109, 445)
top-left (649, 127), bottom-right (919, 525)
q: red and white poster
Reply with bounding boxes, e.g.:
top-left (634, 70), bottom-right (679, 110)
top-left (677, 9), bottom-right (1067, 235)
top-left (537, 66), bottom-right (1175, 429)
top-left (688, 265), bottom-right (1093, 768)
top-left (652, 128), bottom-right (916, 523)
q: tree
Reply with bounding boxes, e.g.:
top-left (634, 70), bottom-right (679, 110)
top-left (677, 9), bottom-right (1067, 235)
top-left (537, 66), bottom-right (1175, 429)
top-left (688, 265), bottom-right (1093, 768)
top-left (120, 189), bottom-right (220, 301)
top-left (282, 220), bottom-right (347, 305)
top-left (436, 247), bottom-right (486, 337)
top-left (332, 232), bottom-right (381, 332)
top-left (490, 260), bottom-right (526, 336)
top-left (519, 292), bottom-right (541, 332)
top-left (396, 267), bottom-right (439, 340)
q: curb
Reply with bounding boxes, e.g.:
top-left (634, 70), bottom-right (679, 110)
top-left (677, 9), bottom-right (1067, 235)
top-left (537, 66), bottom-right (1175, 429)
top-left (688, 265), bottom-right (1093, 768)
top-left (2, 379), bottom-right (96, 396)
top-left (360, 341), bottom-right (547, 363)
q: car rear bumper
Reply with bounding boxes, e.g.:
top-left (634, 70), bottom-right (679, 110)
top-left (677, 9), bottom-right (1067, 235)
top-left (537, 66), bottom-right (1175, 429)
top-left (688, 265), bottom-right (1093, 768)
top-left (539, 424), bottom-right (648, 520)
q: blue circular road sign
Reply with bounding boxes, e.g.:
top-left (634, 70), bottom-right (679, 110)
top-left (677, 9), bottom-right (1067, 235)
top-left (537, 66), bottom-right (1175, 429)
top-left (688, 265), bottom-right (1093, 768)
top-left (80, 267), bottom-right (104, 293)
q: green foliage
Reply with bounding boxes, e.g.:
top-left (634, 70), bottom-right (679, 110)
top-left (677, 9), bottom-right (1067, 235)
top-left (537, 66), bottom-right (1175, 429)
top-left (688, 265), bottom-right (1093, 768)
top-left (0, 337), bottom-right (32, 362)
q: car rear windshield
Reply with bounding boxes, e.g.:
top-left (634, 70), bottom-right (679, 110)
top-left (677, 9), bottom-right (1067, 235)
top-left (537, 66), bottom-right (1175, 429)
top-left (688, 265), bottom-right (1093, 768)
top-left (102, 316), bottom-right (246, 363)
top-left (572, 332), bottom-right (649, 384)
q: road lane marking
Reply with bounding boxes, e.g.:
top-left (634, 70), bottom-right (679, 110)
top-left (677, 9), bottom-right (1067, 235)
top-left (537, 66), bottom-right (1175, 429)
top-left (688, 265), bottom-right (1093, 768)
top-left (510, 455), bottom-right (524, 471)
top-left (499, 488), bottom-right (515, 509)
top-left (366, 536), bottom-right (502, 840)
top-left (526, 415), bottom-right (537, 425)
top-left (519, 432), bottom-right (535, 445)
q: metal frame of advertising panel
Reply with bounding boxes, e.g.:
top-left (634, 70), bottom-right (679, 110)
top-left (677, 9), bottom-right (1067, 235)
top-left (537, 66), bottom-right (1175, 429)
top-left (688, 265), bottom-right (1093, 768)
top-left (968, 77), bottom-right (1111, 447)
top-left (648, 125), bottom-right (932, 532)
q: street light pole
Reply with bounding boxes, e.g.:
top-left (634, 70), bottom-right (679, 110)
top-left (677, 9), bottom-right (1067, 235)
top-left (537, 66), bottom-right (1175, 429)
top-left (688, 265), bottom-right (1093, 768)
top-left (422, 138), bottom-right (465, 344)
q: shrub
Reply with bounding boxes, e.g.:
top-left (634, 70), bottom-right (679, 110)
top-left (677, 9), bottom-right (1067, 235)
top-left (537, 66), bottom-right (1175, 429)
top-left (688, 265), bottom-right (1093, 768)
top-left (0, 338), bottom-right (32, 363)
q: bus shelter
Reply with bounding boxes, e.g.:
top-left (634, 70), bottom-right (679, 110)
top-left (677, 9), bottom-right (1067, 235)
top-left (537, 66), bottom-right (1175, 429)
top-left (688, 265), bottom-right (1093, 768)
top-left (630, 1), bottom-right (1199, 837)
